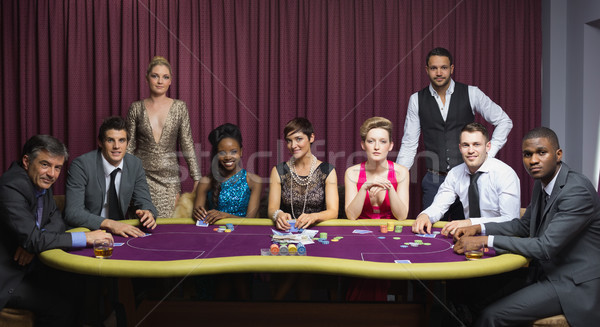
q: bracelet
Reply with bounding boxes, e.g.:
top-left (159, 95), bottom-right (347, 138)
top-left (272, 209), bottom-right (282, 222)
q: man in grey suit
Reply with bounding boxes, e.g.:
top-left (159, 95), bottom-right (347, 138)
top-left (454, 127), bottom-right (600, 326)
top-left (0, 135), bottom-right (112, 326)
top-left (65, 116), bottom-right (157, 237)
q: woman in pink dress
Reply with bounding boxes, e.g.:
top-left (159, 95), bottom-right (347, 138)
top-left (343, 117), bottom-right (410, 301)
top-left (344, 117), bottom-right (409, 220)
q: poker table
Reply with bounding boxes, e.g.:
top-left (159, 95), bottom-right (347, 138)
top-left (39, 218), bottom-right (527, 280)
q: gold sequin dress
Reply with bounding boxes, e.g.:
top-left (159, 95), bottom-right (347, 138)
top-left (126, 99), bottom-right (201, 218)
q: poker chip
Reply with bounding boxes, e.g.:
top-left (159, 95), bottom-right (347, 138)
top-left (424, 243), bottom-right (431, 246)
top-left (393, 237), bottom-right (401, 240)
top-left (279, 245), bottom-right (289, 255)
top-left (400, 245), bottom-right (409, 248)
top-left (321, 240), bottom-right (330, 245)
top-left (331, 239), bottom-right (339, 242)
top-left (224, 229), bottom-right (232, 233)
top-left (288, 244), bottom-right (297, 255)
top-left (378, 236), bottom-right (386, 239)
top-left (297, 243), bottom-right (306, 255)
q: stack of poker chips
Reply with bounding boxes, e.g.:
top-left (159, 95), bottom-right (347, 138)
top-left (265, 242), bottom-right (306, 256)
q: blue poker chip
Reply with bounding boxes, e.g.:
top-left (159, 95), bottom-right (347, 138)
top-left (400, 245), bottom-right (409, 248)
top-left (321, 240), bottom-right (330, 244)
top-left (378, 236), bottom-right (386, 239)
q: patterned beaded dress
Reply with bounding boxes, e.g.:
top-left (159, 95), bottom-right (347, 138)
top-left (126, 99), bottom-right (201, 218)
top-left (276, 162), bottom-right (335, 217)
top-left (207, 169), bottom-right (251, 216)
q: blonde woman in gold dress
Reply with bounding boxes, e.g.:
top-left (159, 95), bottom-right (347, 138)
top-left (126, 56), bottom-right (201, 218)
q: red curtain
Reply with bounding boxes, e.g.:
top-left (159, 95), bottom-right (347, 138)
top-left (0, 0), bottom-right (541, 218)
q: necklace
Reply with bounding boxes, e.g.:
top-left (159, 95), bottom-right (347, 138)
top-left (288, 155), bottom-right (317, 219)
top-left (289, 155), bottom-right (317, 186)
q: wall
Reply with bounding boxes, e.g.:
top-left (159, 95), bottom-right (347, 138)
top-left (542, 0), bottom-right (600, 189)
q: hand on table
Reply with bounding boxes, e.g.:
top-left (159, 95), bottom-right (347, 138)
top-left (453, 224), bottom-right (482, 242)
top-left (412, 214), bottom-right (432, 234)
top-left (85, 229), bottom-right (114, 246)
top-left (274, 211), bottom-right (292, 230)
top-left (14, 246), bottom-right (34, 266)
top-left (201, 210), bottom-right (231, 225)
top-left (102, 219), bottom-right (145, 238)
top-left (296, 213), bottom-right (318, 229)
top-left (136, 209), bottom-right (156, 229)
top-left (193, 206), bottom-right (208, 221)
top-left (441, 219), bottom-right (472, 237)
top-left (453, 235), bottom-right (488, 254)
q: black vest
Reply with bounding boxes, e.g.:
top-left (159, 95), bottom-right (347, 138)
top-left (418, 82), bottom-right (473, 172)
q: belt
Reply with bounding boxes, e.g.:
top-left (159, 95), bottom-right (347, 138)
top-left (427, 169), bottom-right (448, 176)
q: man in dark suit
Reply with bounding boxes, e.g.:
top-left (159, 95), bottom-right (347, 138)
top-left (65, 116), bottom-right (157, 237)
top-left (454, 127), bottom-right (600, 326)
top-left (0, 135), bottom-right (112, 326)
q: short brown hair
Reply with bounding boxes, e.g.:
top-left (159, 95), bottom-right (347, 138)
top-left (283, 117), bottom-right (314, 139)
top-left (460, 122), bottom-right (489, 143)
top-left (360, 117), bottom-right (393, 141)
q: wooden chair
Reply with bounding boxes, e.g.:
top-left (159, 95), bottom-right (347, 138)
top-left (532, 314), bottom-right (570, 327)
top-left (53, 194), bottom-right (65, 213)
top-left (0, 308), bottom-right (34, 327)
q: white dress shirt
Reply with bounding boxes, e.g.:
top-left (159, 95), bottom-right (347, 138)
top-left (421, 157), bottom-right (521, 224)
top-left (100, 156), bottom-right (124, 219)
top-left (396, 79), bottom-right (513, 169)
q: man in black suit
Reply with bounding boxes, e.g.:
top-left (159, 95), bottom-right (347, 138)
top-left (65, 116), bottom-right (157, 237)
top-left (0, 135), bottom-right (112, 326)
top-left (454, 127), bottom-right (600, 326)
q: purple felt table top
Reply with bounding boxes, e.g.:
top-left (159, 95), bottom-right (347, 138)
top-left (68, 224), bottom-right (495, 264)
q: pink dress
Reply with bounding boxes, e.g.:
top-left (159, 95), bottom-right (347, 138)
top-left (357, 160), bottom-right (398, 219)
top-left (347, 161), bottom-right (397, 301)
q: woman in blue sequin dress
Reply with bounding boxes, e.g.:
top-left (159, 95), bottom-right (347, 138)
top-left (193, 123), bottom-right (262, 224)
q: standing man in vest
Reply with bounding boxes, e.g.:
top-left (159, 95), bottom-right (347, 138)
top-left (396, 47), bottom-right (513, 218)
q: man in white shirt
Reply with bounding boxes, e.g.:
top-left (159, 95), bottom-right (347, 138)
top-left (396, 47), bottom-right (513, 216)
top-left (412, 123), bottom-right (520, 235)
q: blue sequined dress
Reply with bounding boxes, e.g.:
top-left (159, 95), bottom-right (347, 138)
top-left (207, 169), bottom-right (251, 217)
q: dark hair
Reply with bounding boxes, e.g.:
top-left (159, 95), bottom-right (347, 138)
top-left (523, 127), bottom-right (560, 150)
top-left (208, 123), bottom-right (243, 159)
top-left (426, 47), bottom-right (453, 66)
top-left (98, 116), bottom-right (130, 142)
top-left (283, 117), bottom-right (314, 140)
top-left (461, 122), bottom-right (489, 143)
top-left (208, 123), bottom-right (244, 208)
top-left (21, 134), bottom-right (69, 162)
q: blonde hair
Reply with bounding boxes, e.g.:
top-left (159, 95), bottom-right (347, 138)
top-left (146, 56), bottom-right (172, 78)
top-left (359, 117), bottom-right (393, 141)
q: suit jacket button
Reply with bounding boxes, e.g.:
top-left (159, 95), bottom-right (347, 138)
top-left (8, 288), bottom-right (14, 294)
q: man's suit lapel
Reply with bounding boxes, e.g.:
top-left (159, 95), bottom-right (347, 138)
top-left (119, 155), bottom-right (130, 217)
top-left (536, 164), bottom-right (569, 235)
top-left (96, 150), bottom-right (106, 208)
top-left (530, 182), bottom-right (543, 236)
